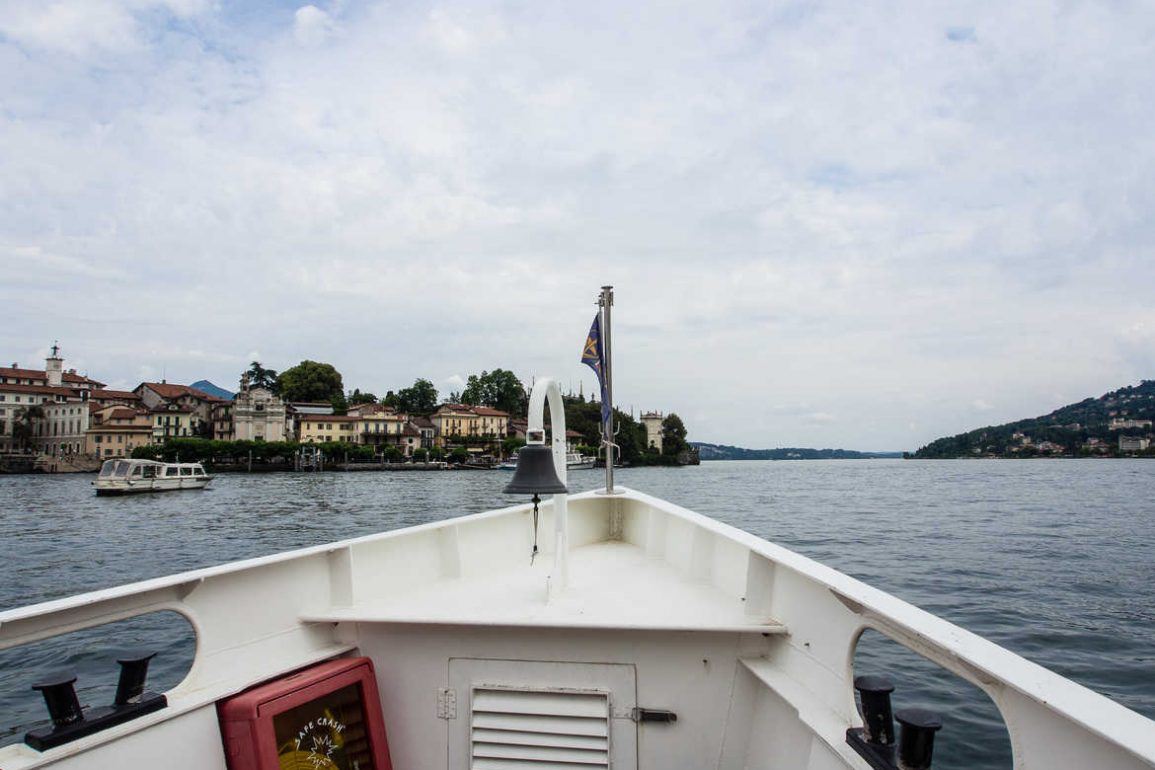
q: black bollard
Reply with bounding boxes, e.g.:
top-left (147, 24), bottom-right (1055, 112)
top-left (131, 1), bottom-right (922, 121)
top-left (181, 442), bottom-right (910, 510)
top-left (114, 651), bottom-right (158, 706)
top-left (31, 671), bottom-right (85, 727)
top-left (896, 708), bottom-right (943, 770)
top-left (854, 675), bottom-right (896, 746)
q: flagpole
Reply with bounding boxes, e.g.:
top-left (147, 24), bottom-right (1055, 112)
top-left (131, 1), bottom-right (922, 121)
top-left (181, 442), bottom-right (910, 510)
top-left (600, 285), bottom-right (615, 493)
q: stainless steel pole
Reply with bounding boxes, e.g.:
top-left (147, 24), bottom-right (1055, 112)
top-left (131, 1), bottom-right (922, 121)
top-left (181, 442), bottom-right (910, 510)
top-left (601, 285), bottom-right (615, 493)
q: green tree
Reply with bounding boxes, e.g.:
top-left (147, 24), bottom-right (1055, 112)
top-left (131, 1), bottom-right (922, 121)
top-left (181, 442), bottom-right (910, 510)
top-left (11, 405), bottom-right (45, 450)
top-left (396, 378), bottom-right (439, 415)
top-left (412, 448), bottom-right (428, 462)
top-left (660, 413), bottom-right (689, 456)
top-left (348, 389), bottom-right (377, 405)
top-left (460, 369), bottom-right (528, 416)
top-left (330, 391), bottom-right (348, 415)
top-left (277, 360), bottom-right (344, 403)
top-left (246, 361), bottom-right (278, 391)
top-left (449, 446), bottom-right (470, 464)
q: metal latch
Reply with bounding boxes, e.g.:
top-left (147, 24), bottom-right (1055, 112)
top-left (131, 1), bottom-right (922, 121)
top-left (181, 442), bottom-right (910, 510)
top-left (632, 707), bottom-right (677, 723)
top-left (437, 688), bottom-right (457, 719)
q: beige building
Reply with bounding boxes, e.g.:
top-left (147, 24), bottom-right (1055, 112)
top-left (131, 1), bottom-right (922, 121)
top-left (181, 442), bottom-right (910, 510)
top-left (135, 382), bottom-right (225, 438)
top-left (38, 398), bottom-right (90, 458)
top-left (349, 404), bottom-right (406, 446)
top-left (151, 403), bottom-right (195, 442)
top-left (233, 385), bottom-right (286, 442)
top-left (0, 345), bottom-right (105, 452)
top-left (431, 404), bottom-right (510, 446)
top-left (87, 405), bottom-right (154, 458)
top-left (0, 383), bottom-right (74, 452)
top-left (1119, 435), bottom-right (1151, 453)
top-left (212, 402), bottom-right (234, 441)
top-left (640, 411), bottom-right (664, 453)
top-left (299, 415), bottom-right (358, 444)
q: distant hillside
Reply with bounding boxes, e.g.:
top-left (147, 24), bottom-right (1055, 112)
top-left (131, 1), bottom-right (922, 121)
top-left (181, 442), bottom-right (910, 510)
top-left (912, 380), bottom-right (1155, 458)
top-left (191, 380), bottom-right (234, 400)
top-left (691, 442), bottom-right (902, 461)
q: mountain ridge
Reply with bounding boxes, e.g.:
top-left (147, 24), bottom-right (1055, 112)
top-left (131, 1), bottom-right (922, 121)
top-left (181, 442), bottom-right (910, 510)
top-left (190, 380), bottom-right (234, 400)
top-left (911, 380), bottom-right (1155, 458)
top-left (690, 442), bottom-right (902, 461)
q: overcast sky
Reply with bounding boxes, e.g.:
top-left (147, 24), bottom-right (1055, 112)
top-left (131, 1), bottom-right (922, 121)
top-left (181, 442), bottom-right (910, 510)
top-left (1, 0), bottom-right (1153, 451)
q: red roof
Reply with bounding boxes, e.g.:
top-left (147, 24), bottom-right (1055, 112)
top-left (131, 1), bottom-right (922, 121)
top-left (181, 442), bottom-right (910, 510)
top-left (0, 367), bottom-right (104, 387)
top-left (0, 366), bottom-right (47, 381)
top-left (150, 404), bottom-right (193, 414)
top-left (0, 382), bottom-right (75, 397)
top-left (62, 371), bottom-right (104, 386)
top-left (90, 389), bottom-right (141, 401)
top-left (99, 407), bottom-right (140, 420)
top-left (435, 403), bottom-right (510, 417)
top-left (138, 382), bottom-right (224, 402)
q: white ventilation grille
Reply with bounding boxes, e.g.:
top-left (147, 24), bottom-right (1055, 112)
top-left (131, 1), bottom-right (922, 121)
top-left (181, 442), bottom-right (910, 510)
top-left (470, 687), bottom-right (611, 769)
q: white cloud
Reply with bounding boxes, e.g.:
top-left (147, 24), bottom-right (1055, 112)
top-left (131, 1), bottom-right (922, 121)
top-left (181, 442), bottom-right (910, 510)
top-left (0, 0), bottom-right (209, 55)
top-left (293, 5), bottom-right (337, 47)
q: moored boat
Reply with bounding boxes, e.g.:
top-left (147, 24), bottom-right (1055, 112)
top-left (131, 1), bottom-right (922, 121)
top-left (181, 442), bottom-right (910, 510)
top-left (566, 451), bottom-right (596, 470)
top-left (93, 458), bottom-right (213, 496)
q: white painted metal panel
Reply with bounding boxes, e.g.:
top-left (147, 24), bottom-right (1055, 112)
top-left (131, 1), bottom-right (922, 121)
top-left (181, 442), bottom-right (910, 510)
top-left (471, 688), bottom-right (610, 767)
top-left (449, 659), bottom-right (636, 770)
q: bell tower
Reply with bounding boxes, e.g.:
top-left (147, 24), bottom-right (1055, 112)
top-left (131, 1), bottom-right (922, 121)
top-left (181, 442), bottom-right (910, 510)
top-left (45, 342), bottom-right (63, 387)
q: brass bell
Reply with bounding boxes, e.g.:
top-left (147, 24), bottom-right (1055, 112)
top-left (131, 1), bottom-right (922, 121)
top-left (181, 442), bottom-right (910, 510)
top-left (503, 444), bottom-right (567, 495)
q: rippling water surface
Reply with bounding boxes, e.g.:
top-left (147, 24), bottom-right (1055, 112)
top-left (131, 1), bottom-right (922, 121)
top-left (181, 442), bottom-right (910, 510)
top-left (1, 460), bottom-right (1153, 767)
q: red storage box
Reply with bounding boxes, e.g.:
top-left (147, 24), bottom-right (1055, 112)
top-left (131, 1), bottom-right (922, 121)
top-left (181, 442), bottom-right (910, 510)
top-left (218, 657), bottom-right (393, 770)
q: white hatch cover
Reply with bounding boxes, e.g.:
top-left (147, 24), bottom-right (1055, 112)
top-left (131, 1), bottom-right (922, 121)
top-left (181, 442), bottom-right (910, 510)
top-left (448, 659), bottom-right (637, 770)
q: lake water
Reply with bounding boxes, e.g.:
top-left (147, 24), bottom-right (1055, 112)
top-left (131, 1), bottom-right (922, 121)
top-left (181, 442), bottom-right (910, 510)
top-left (1, 459), bottom-right (1153, 768)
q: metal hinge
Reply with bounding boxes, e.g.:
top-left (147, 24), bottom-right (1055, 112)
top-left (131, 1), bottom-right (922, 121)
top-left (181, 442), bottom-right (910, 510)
top-left (437, 687), bottom-right (457, 719)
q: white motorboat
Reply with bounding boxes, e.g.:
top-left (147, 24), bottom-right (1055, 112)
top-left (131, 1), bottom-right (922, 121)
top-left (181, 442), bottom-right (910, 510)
top-left (93, 459), bottom-right (213, 496)
top-left (504, 452), bottom-right (594, 471)
top-left (566, 451), bottom-right (597, 470)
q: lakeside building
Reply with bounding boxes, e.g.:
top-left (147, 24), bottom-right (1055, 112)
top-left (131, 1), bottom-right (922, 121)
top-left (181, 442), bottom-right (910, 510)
top-left (232, 381), bottom-right (286, 442)
top-left (286, 402), bottom-right (333, 440)
top-left (134, 381), bottom-right (226, 439)
top-left (640, 411), bottom-right (664, 453)
top-left (0, 346), bottom-right (104, 454)
top-left (1110, 417), bottom-right (1153, 430)
top-left (431, 403), bottom-right (510, 448)
top-left (89, 389), bottom-right (142, 408)
top-left (212, 402), bottom-right (235, 441)
top-left (39, 398), bottom-right (90, 458)
top-left (1119, 435), bottom-right (1151, 453)
top-left (151, 403), bottom-right (195, 442)
top-left (298, 414), bottom-right (358, 444)
top-left (411, 416), bottom-right (436, 449)
top-left (347, 403), bottom-right (408, 450)
top-left (87, 405), bottom-right (154, 459)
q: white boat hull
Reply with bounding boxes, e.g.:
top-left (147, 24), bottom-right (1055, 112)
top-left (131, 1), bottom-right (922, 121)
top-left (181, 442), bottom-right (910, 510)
top-left (94, 477), bottom-right (213, 495)
top-left (1, 487), bottom-right (1152, 770)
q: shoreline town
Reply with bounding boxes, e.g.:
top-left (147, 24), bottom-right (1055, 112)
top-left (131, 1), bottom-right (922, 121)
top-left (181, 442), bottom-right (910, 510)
top-left (0, 345), bottom-right (694, 474)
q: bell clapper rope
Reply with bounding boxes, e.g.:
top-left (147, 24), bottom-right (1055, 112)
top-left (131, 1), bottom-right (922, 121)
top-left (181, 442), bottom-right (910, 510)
top-left (531, 493), bottom-right (541, 565)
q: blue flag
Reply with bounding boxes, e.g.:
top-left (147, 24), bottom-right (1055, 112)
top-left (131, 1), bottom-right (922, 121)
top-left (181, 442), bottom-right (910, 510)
top-left (581, 313), bottom-right (610, 430)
